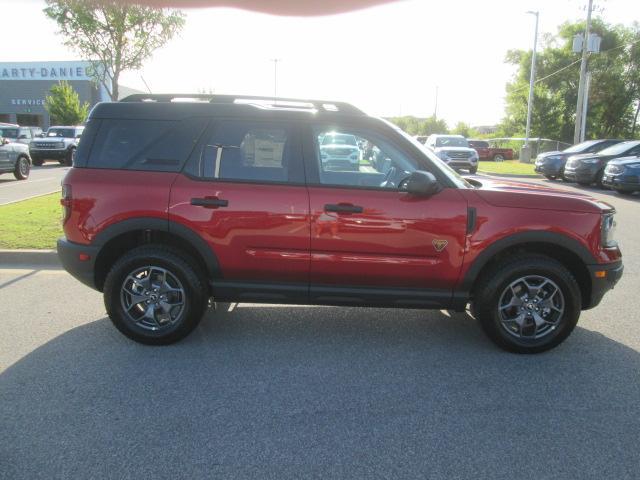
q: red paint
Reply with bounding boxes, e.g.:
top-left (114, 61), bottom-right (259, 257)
top-left (62, 169), bottom-right (621, 292)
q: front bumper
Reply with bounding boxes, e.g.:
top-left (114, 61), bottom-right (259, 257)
top-left (534, 162), bottom-right (563, 176)
top-left (602, 173), bottom-right (640, 192)
top-left (57, 238), bottom-right (100, 290)
top-left (30, 148), bottom-right (68, 160)
top-left (584, 260), bottom-right (623, 310)
top-left (563, 166), bottom-right (598, 183)
top-left (446, 161), bottom-right (477, 170)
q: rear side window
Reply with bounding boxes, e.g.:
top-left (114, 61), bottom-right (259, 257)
top-left (87, 117), bottom-right (208, 171)
top-left (185, 120), bottom-right (302, 183)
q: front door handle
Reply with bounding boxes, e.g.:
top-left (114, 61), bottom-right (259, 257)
top-left (324, 203), bottom-right (363, 214)
top-left (191, 197), bottom-right (229, 208)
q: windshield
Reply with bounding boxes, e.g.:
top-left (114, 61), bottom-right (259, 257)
top-left (599, 141), bottom-right (640, 156)
top-left (47, 128), bottom-right (75, 138)
top-left (469, 140), bottom-right (488, 148)
top-left (386, 121), bottom-right (471, 189)
top-left (435, 136), bottom-right (469, 148)
top-left (0, 128), bottom-right (19, 139)
top-left (563, 140), bottom-right (600, 153)
top-left (322, 133), bottom-right (357, 146)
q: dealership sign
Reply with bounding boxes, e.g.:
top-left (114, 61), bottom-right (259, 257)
top-left (0, 61), bottom-right (98, 81)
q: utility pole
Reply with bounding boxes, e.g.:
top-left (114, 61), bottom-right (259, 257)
top-left (524, 11), bottom-right (539, 149)
top-left (580, 71), bottom-right (591, 141)
top-left (270, 58), bottom-right (281, 99)
top-left (574, 0), bottom-right (593, 144)
top-left (433, 85), bottom-right (439, 118)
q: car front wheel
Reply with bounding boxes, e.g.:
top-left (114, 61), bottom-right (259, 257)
top-left (103, 245), bottom-right (208, 345)
top-left (472, 254), bottom-right (581, 353)
top-left (13, 156), bottom-right (30, 180)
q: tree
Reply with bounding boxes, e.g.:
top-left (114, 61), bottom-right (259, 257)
top-left (451, 121), bottom-right (480, 138)
top-left (500, 19), bottom-right (640, 142)
top-left (44, 1), bottom-right (185, 101)
top-left (388, 115), bottom-right (449, 136)
top-left (45, 81), bottom-right (90, 125)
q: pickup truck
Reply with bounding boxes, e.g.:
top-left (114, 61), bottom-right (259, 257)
top-left (468, 140), bottom-right (514, 162)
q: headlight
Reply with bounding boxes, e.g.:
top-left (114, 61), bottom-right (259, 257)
top-left (581, 159), bottom-right (600, 164)
top-left (601, 213), bottom-right (617, 248)
top-left (625, 163), bottom-right (640, 170)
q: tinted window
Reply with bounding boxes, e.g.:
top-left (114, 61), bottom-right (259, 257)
top-left (196, 121), bottom-right (294, 183)
top-left (88, 117), bottom-right (208, 171)
top-left (0, 128), bottom-right (18, 138)
top-left (599, 141), bottom-right (640, 156)
top-left (469, 140), bottom-right (488, 148)
top-left (435, 136), bottom-right (469, 148)
top-left (47, 128), bottom-right (75, 138)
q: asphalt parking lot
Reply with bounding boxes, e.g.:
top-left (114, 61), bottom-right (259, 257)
top-left (0, 164), bottom-right (68, 205)
top-left (1, 177), bottom-right (638, 479)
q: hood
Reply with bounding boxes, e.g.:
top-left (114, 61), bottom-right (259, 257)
top-left (321, 143), bottom-right (358, 151)
top-left (537, 150), bottom-right (562, 159)
top-left (32, 137), bottom-right (67, 143)
top-left (607, 155), bottom-right (640, 167)
top-left (470, 176), bottom-right (612, 213)
top-left (434, 147), bottom-right (476, 154)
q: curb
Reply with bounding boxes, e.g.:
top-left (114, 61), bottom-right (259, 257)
top-left (0, 190), bottom-right (60, 207)
top-left (0, 249), bottom-right (60, 268)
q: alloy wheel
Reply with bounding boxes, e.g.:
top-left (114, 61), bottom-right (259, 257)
top-left (120, 266), bottom-right (186, 331)
top-left (498, 275), bottom-right (565, 340)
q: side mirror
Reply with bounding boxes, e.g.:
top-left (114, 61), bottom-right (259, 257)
top-left (1, 138), bottom-right (9, 146)
top-left (405, 170), bottom-right (442, 196)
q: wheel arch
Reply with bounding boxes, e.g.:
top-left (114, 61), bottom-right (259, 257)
top-left (92, 217), bottom-right (221, 292)
top-left (460, 231), bottom-right (596, 310)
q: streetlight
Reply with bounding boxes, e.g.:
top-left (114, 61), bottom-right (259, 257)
top-left (522, 10), bottom-right (539, 163)
top-left (270, 58), bottom-right (281, 99)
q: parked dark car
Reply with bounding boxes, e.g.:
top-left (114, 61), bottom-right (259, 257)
top-left (563, 140), bottom-right (640, 186)
top-left (534, 139), bottom-right (622, 180)
top-left (602, 156), bottom-right (640, 195)
top-left (57, 94), bottom-right (622, 353)
top-left (468, 140), bottom-right (514, 162)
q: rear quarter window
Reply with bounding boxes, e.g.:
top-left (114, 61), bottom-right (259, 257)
top-left (86, 117), bottom-right (209, 172)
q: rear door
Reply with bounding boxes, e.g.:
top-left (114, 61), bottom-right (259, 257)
top-left (303, 122), bottom-right (468, 306)
top-left (169, 119), bottom-right (310, 301)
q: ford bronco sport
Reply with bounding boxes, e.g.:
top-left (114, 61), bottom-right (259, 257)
top-left (30, 125), bottom-right (84, 166)
top-left (57, 94), bottom-right (623, 353)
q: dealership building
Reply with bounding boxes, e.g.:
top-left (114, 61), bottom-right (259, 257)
top-left (0, 61), bottom-right (139, 129)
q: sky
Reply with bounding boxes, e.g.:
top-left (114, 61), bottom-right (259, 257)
top-left (3, 0), bottom-right (639, 127)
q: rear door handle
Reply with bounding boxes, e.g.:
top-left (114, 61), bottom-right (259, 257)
top-left (324, 203), bottom-right (363, 214)
top-left (190, 197), bottom-right (229, 208)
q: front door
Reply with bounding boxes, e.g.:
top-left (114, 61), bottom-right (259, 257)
top-left (305, 124), bottom-right (468, 306)
top-left (169, 120), bottom-right (310, 302)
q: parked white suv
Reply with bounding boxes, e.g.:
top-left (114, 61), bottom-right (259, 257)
top-left (425, 134), bottom-right (479, 174)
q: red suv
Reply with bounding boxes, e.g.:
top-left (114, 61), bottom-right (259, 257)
top-left (57, 94), bottom-right (623, 353)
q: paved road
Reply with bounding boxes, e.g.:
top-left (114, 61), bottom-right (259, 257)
top-left (0, 164), bottom-right (69, 205)
top-left (1, 178), bottom-right (638, 479)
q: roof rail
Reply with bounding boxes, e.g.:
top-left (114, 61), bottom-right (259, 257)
top-left (119, 93), bottom-right (365, 115)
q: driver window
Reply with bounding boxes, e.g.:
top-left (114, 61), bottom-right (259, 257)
top-left (314, 127), bottom-right (417, 189)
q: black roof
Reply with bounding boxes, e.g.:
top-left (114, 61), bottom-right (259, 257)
top-left (89, 94), bottom-right (367, 121)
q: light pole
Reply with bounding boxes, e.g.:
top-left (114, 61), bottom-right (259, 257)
top-left (574, 0), bottom-right (593, 144)
top-left (524, 11), bottom-right (539, 150)
top-left (270, 58), bottom-right (281, 99)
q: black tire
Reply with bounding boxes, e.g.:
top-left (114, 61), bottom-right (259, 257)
top-left (64, 147), bottom-right (76, 166)
top-left (32, 158), bottom-right (43, 166)
top-left (469, 167), bottom-right (478, 174)
top-left (472, 254), bottom-right (581, 354)
top-left (595, 170), bottom-right (605, 188)
top-left (13, 156), bottom-right (30, 180)
top-left (544, 175), bottom-right (556, 180)
top-left (103, 245), bottom-right (209, 345)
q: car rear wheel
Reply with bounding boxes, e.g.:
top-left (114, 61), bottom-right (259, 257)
top-left (472, 254), bottom-right (581, 353)
top-left (13, 156), bottom-right (30, 180)
top-left (103, 245), bottom-right (208, 345)
top-left (63, 147), bottom-right (76, 166)
top-left (493, 154), bottom-right (504, 162)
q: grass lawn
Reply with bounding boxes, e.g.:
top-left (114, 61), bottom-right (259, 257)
top-left (478, 160), bottom-right (539, 176)
top-left (0, 193), bottom-right (62, 249)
